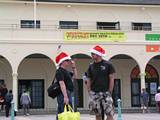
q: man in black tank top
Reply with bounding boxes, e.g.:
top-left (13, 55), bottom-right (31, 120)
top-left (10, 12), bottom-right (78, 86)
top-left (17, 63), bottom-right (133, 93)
top-left (86, 45), bottom-right (115, 120)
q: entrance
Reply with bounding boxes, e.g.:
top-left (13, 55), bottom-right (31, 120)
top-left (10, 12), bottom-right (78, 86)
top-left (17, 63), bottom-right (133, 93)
top-left (131, 79), bottom-right (141, 107)
top-left (145, 79), bottom-right (157, 106)
top-left (131, 65), bottom-right (159, 107)
top-left (18, 79), bottom-right (44, 109)
top-left (113, 79), bottom-right (121, 107)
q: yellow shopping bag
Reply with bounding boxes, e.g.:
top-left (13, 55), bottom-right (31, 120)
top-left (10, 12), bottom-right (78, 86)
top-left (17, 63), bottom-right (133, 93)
top-left (58, 105), bottom-right (80, 120)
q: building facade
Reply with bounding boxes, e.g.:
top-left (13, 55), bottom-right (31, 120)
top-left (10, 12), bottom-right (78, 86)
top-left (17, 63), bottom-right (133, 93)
top-left (0, 0), bottom-right (160, 112)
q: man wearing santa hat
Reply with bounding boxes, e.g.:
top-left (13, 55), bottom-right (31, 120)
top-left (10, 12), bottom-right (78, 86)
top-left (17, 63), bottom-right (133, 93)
top-left (86, 45), bottom-right (115, 120)
top-left (55, 52), bottom-right (77, 120)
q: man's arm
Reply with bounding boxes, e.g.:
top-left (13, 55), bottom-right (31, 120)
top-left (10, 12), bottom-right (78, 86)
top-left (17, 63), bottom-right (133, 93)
top-left (86, 79), bottom-right (91, 92)
top-left (109, 73), bottom-right (115, 94)
top-left (59, 81), bottom-right (69, 104)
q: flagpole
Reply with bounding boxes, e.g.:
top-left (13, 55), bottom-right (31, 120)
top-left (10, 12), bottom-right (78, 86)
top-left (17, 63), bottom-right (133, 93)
top-left (34, 0), bottom-right (37, 28)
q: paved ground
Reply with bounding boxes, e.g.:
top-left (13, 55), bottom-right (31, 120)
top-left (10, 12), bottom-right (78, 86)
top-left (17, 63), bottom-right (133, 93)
top-left (0, 113), bottom-right (160, 120)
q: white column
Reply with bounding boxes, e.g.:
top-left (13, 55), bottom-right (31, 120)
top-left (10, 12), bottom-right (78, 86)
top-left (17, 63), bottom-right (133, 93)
top-left (12, 73), bottom-right (18, 111)
top-left (140, 73), bottom-right (145, 89)
top-left (34, 0), bottom-right (37, 28)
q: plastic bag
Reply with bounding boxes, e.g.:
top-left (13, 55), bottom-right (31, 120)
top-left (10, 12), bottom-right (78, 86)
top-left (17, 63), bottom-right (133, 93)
top-left (58, 105), bottom-right (80, 120)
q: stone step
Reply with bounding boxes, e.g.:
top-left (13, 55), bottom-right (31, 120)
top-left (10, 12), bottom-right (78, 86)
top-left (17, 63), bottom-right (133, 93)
top-left (0, 108), bottom-right (158, 116)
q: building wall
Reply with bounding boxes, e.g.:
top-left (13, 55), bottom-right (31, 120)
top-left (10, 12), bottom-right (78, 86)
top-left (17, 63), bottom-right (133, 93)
top-left (0, 2), bottom-right (160, 42)
top-left (1, 56), bottom-right (160, 109)
top-left (0, 1), bottom-right (160, 110)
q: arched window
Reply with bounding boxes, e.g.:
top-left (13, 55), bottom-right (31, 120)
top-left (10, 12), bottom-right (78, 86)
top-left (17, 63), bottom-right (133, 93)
top-left (130, 64), bottom-right (158, 79)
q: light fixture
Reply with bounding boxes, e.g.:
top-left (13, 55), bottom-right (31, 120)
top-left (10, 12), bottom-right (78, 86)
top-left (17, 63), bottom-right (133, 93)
top-left (141, 7), bottom-right (145, 11)
top-left (67, 5), bottom-right (71, 8)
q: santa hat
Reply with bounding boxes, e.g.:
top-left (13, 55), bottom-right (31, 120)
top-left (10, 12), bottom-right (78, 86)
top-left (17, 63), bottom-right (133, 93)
top-left (90, 45), bottom-right (105, 56)
top-left (55, 52), bottom-right (71, 65)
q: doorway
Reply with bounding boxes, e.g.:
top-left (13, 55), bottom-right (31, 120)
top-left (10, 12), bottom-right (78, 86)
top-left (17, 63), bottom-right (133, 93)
top-left (113, 79), bottom-right (121, 107)
top-left (131, 79), bottom-right (141, 107)
top-left (145, 79), bottom-right (158, 106)
top-left (131, 65), bottom-right (159, 107)
top-left (18, 79), bottom-right (44, 109)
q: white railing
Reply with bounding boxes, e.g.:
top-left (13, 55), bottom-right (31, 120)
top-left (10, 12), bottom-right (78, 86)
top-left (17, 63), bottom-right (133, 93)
top-left (0, 24), bottom-right (159, 32)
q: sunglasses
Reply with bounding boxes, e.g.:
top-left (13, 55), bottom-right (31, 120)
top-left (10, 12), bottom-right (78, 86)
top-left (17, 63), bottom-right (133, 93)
top-left (65, 59), bottom-right (71, 62)
top-left (91, 53), bottom-right (97, 56)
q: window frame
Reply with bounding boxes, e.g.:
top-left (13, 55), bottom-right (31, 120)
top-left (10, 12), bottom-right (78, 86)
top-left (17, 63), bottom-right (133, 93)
top-left (97, 21), bottom-right (120, 30)
top-left (59, 21), bottom-right (78, 29)
top-left (132, 22), bottom-right (152, 31)
top-left (21, 20), bottom-right (40, 29)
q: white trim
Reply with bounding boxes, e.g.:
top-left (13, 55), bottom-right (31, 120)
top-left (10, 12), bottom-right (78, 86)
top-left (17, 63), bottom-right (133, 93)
top-left (34, 0), bottom-right (37, 28)
top-left (58, 56), bottom-right (71, 65)
top-left (90, 48), bottom-right (105, 56)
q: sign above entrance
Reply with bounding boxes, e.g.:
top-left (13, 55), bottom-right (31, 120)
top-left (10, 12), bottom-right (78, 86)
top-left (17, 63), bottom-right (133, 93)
top-left (64, 31), bottom-right (126, 42)
top-left (146, 45), bottom-right (160, 52)
top-left (145, 34), bottom-right (160, 41)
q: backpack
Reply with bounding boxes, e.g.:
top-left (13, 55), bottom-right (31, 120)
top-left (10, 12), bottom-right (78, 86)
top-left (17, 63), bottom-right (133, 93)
top-left (47, 76), bottom-right (61, 99)
top-left (5, 93), bottom-right (13, 103)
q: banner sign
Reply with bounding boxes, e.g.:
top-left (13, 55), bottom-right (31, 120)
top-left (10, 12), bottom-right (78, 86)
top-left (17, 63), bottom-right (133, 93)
top-left (64, 31), bottom-right (126, 42)
top-left (146, 45), bottom-right (160, 52)
top-left (145, 34), bottom-right (160, 41)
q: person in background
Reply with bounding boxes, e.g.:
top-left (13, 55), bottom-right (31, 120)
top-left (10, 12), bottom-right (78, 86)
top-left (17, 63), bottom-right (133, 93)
top-left (155, 86), bottom-right (160, 113)
top-left (20, 90), bottom-right (31, 116)
top-left (5, 90), bottom-right (13, 117)
top-left (0, 84), bottom-right (3, 110)
top-left (140, 88), bottom-right (149, 113)
top-left (1, 83), bottom-right (8, 111)
top-left (86, 45), bottom-right (115, 120)
top-left (55, 52), bottom-right (77, 120)
top-left (82, 72), bottom-right (88, 85)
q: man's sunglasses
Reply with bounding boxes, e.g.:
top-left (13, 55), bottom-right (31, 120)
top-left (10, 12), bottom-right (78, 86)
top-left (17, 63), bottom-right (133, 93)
top-left (65, 59), bottom-right (71, 62)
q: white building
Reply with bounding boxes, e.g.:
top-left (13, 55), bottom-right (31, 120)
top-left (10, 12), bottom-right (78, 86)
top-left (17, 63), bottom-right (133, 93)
top-left (0, 0), bottom-right (160, 112)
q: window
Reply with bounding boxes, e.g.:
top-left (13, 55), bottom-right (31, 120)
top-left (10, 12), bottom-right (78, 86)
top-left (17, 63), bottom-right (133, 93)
top-left (132, 22), bottom-right (152, 31)
top-left (0, 80), bottom-right (4, 85)
top-left (21, 20), bottom-right (40, 28)
top-left (113, 79), bottom-right (121, 107)
top-left (97, 22), bottom-right (120, 30)
top-left (59, 21), bottom-right (78, 29)
top-left (18, 79), bottom-right (44, 109)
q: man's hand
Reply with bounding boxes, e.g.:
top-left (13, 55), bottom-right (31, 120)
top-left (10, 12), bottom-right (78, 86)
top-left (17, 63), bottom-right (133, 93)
top-left (64, 96), bottom-right (69, 105)
top-left (71, 60), bottom-right (76, 68)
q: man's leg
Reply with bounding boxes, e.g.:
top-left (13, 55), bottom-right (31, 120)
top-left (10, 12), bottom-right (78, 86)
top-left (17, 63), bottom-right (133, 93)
top-left (158, 101), bottom-right (160, 112)
top-left (96, 115), bottom-right (102, 120)
top-left (56, 94), bottom-right (64, 120)
top-left (106, 115), bottom-right (114, 120)
top-left (5, 104), bottom-right (9, 117)
top-left (103, 92), bottom-right (114, 120)
top-left (23, 105), bottom-right (26, 115)
top-left (1, 102), bottom-right (4, 110)
top-left (100, 101), bottom-right (105, 120)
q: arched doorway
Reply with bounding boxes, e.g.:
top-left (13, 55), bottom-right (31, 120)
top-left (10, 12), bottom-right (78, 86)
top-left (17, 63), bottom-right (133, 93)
top-left (17, 53), bottom-right (55, 109)
top-left (71, 53), bottom-right (92, 108)
top-left (109, 54), bottom-right (139, 107)
top-left (0, 55), bottom-right (12, 90)
top-left (131, 64), bottom-right (159, 107)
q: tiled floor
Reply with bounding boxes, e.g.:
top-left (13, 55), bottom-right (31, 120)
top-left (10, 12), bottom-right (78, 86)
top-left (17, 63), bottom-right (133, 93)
top-left (0, 113), bottom-right (160, 120)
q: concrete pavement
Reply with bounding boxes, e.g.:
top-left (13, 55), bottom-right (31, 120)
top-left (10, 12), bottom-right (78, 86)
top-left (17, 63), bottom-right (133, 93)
top-left (0, 113), bottom-right (160, 120)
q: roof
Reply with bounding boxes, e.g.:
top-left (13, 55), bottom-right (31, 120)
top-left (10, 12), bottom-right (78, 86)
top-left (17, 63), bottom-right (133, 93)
top-left (24, 0), bottom-right (160, 5)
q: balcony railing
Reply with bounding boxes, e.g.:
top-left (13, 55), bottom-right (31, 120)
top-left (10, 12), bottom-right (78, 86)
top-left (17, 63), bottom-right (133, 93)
top-left (0, 24), bottom-right (159, 32)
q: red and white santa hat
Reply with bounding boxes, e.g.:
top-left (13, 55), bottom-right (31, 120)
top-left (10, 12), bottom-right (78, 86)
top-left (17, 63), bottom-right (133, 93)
top-left (90, 45), bottom-right (105, 57)
top-left (55, 52), bottom-right (71, 65)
